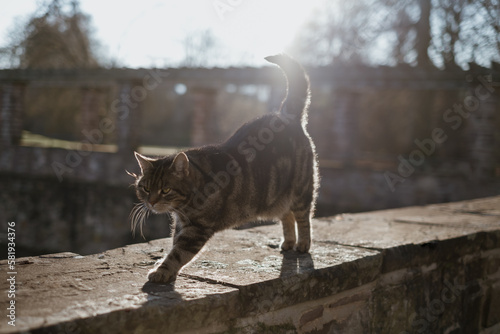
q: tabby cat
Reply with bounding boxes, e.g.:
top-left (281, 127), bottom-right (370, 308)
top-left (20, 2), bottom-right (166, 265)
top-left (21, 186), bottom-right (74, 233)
top-left (130, 54), bottom-right (319, 284)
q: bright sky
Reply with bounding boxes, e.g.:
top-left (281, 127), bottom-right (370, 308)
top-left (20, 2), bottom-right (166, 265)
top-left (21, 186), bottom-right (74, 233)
top-left (0, 0), bottom-right (324, 68)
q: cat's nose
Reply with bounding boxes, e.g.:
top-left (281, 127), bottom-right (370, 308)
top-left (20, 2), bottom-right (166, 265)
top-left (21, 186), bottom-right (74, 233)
top-left (148, 197), bottom-right (159, 207)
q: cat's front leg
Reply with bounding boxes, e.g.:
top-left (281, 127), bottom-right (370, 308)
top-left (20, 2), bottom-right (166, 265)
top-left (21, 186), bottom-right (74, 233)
top-left (148, 222), bottom-right (213, 284)
top-left (148, 263), bottom-right (176, 283)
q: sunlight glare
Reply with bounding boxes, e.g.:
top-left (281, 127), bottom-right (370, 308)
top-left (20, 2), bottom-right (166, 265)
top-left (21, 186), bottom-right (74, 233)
top-left (0, 0), bottom-right (324, 68)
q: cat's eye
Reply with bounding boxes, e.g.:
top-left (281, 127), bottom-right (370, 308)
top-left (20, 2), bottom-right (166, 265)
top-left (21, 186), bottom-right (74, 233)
top-left (161, 188), bottom-right (171, 195)
top-left (141, 185), bottom-right (150, 193)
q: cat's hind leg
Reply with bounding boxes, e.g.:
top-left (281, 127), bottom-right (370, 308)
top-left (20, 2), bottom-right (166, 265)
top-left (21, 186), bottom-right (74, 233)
top-left (293, 208), bottom-right (312, 253)
top-left (280, 211), bottom-right (296, 251)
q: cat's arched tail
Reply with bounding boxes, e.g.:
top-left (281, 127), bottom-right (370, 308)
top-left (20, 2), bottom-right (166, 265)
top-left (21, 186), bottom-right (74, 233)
top-left (265, 54), bottom-right (311, 126)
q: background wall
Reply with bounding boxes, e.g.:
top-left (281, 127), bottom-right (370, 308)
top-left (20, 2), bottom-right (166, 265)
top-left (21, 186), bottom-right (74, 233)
top-left (0, 65), bottom-right (499, 256)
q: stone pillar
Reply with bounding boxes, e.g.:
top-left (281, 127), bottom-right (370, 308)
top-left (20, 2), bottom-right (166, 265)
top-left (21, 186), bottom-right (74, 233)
top-left (0, 82), bottom-right (25, 146)
top-left (466, 75), bottom-right (498, 178)
top-left (190, 87), bottom-right (217, 147)
top-left (433, 89), bottom-right (465, 160)
top-left (80, 87), bottom-right (103, 145)
top-left (330, 88), bottom-right (360, 163)
top-left (115, 80), bottom-right (142, 154)
top-left (412, 90), bottom-right (435, 146)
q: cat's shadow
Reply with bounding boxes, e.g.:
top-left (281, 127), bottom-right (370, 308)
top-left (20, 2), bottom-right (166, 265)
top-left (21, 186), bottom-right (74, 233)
top-left (140, 251), bottom-right (315, 301)
top-left (279, 251), bottom-right (315, 278)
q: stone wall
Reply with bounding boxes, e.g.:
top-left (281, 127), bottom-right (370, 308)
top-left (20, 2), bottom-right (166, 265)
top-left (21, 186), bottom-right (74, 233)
top-left (1, 145), bottom-right (500, 257)
top-left (0, 147), bottom-right (171, 256)
top-left (317, 166), bottom-right (500, 215)
top-left (0, 172), bottom-right (172, 257)
top-left (0, 196), bottom-right (498, 333)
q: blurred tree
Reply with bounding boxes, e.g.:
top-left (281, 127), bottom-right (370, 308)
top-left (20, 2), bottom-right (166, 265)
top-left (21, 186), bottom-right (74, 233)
top-left (430, 0), bottom-right (500, 68)
top-left (291, 0), bottom-right (500, 69)
top-left (415, 0), bottom-right (432, 66)
top-left (0, 0), bottom-right (103, 69)
top-left (0, 0), bottom-right (109, 142)
top-left (181, 29), bottom-right (222, 68)
top-left (290, 0), bottom-right (379, 65)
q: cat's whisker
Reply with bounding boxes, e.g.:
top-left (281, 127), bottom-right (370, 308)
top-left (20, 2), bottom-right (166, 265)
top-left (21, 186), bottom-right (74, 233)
top-left (129, 204), bottom-right (140, 235)
top-left (130, 203), bottom-right (149, 239)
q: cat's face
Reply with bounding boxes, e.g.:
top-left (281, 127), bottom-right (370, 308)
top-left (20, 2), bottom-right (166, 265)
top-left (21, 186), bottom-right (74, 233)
top-left (133, 152), bottom-right (190, 214)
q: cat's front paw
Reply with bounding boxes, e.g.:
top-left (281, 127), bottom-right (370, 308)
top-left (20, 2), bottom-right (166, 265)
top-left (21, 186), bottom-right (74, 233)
top-left (147, 266), bottom-right (177, 284)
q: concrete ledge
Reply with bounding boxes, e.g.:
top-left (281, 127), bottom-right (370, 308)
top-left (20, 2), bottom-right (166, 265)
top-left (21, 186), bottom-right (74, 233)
top-left (1, 196), bottom-right (500, 333)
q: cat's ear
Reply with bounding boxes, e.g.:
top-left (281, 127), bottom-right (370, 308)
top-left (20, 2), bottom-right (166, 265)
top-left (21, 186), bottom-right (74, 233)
top-left (134, 152), bottom-right (154, 174)
top-left (172, 152), bottom-right (189, 178)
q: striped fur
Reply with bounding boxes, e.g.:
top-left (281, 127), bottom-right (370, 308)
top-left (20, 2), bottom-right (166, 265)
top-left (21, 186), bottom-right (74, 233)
top-left (131, 54), bottom-right (319, 284)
